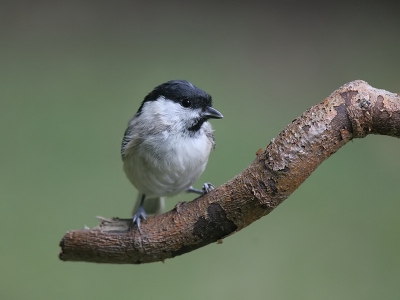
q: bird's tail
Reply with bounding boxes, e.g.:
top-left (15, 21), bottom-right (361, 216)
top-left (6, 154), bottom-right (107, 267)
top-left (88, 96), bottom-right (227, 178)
top-left (132, 193), bottom-right (165, 216)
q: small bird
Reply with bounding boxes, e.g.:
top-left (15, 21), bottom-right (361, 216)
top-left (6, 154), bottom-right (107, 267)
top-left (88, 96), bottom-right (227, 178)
top-left (121, 80), bottom-right (223, 230)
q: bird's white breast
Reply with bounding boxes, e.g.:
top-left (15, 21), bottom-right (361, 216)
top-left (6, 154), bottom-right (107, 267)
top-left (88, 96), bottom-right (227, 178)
top-left (123, 123), bottom-right (213, 198)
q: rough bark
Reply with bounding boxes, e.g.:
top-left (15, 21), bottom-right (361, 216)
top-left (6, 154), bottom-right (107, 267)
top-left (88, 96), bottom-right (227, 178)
top-left (59, 80), bottom-right (400, 264)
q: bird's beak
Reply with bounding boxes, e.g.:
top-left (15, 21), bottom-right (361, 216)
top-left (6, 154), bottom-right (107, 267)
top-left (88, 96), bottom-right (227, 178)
top-left (203, 106), bottom-right (223, 119)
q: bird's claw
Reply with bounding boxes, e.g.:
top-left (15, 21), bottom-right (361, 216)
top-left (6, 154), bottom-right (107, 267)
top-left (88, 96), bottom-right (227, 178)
top-left (202, 182), bottom-right (215, 194)
top-left (132, 206), bottom-right (147, 232)
top-left (187, 183), bottom-right (215, 195)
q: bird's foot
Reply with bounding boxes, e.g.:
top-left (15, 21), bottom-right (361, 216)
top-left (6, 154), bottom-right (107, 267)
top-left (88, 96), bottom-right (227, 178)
top-left (202, 182), bottom-right (215, 194)
top-left (187, 183), bottom-right (215, 195)
top-left (131, 206), bottom-right (147, 232)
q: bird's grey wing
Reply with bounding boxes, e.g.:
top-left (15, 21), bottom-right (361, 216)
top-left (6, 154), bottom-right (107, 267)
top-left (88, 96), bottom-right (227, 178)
top-left (121, 127), bottom-right (132, 159)
top-left (206, 131), bottom-right (216, 150)
top-left (121, 115), bottom-right (140, 160)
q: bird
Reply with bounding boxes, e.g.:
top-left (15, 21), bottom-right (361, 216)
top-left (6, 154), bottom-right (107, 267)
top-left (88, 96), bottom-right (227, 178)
top-left (121, 80), bottom-right (223, 231)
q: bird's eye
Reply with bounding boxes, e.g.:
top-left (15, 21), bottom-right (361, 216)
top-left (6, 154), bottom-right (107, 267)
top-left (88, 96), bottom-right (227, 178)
top-left (181, 99), bottom-right (191, 108)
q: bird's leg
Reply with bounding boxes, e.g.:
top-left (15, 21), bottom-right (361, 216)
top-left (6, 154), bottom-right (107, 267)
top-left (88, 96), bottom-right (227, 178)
top-left (132, 194), bottom-right (147, 232)
top-left (187, 183), bottom-right (215, 195)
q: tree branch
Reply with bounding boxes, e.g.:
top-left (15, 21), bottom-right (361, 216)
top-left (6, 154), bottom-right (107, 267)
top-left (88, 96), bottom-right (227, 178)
top-left (59, 80), bottom-right (400, 264)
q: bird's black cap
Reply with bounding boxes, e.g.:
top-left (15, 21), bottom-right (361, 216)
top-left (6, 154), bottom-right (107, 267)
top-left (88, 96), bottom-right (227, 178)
top-left (137, 80), bottom-right (213, 113)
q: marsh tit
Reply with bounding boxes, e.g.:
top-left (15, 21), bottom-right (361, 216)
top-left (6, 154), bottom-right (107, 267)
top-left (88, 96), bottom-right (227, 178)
top-left (121, 80), bottom-right (223, 230)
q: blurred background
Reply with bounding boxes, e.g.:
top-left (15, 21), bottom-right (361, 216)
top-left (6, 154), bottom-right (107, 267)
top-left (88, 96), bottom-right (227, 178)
top-left (1, 1), bottom-right (399, 299)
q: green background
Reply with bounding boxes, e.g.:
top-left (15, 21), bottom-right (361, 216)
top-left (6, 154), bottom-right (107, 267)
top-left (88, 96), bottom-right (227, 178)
top-left (1, 1), bottom-right (400, 299)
